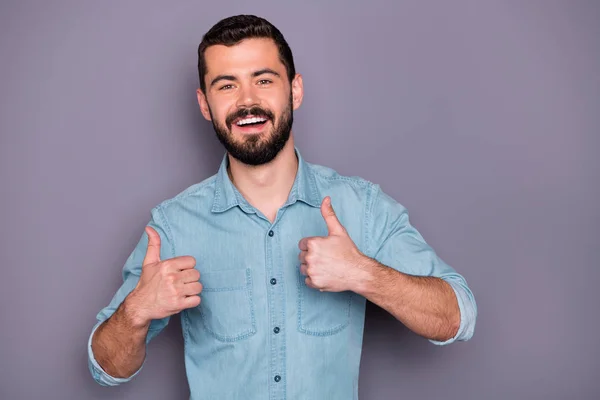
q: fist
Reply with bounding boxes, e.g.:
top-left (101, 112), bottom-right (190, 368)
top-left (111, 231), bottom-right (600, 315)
top-left (127, 226), bottom-right (203, 324)
top-left (298, 196), bottom-right (366, 292)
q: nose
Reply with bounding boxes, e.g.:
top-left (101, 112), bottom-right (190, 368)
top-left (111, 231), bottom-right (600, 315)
top-left (235, 84), bottom-right (260, 108)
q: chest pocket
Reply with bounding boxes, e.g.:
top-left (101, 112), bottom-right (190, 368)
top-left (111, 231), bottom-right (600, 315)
top-left (297, 273), bottom-right (353, 336)
top-left (198, 268), bottom-right (256, 342)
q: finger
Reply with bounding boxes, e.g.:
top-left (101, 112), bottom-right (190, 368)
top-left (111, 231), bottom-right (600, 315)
top-left (300, 263), bottom-right (308, 276)
top-left (179, 268), bottom-right (201, 283)
top-left (169, 255), bottom-right (197, 271)
top-left (305, 277), bottom-right (319, 289)
top-left (298, 237), bottom-right (309, 251)
top-left (143, 226), bottom-right (161, 266)
top-left (320, 196), bottom-right (346, 236)
top-left (182, 282), bottom-right (203, 296)
top-left (298, 250), bottom-right (308, 264)
top-left (181, 295), bottom-right (201, 309)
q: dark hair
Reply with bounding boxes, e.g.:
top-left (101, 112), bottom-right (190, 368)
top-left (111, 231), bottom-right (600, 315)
top-left (197, 15), bottom-right (296, 93)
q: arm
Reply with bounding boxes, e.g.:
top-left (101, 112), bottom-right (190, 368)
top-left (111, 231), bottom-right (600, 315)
top-left (299, 189), bottom-right (476, 344)
top-left (91, 296), bottom-right (151, 379)
top-left (351, 258), bottom-right (460, 342)
top-left (89, 207), bottom-right (201, 386)
top-left (91, 250), bottom-right (200, 380)
top-left (361, 186), bottom-right (477, 343)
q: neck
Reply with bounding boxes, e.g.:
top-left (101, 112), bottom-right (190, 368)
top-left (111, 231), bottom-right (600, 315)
top-left (227, 134), bottom-right (298, 213)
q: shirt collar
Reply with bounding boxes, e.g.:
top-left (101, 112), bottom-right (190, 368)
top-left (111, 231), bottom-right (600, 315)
top-left (211, 147), bottom-right (322, 214)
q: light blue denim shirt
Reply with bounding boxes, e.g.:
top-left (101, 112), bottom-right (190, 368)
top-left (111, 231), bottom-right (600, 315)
top-left (88, 148), bottom-right (477, 400)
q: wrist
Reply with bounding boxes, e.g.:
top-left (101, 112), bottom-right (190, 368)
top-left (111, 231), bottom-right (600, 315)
top-left (122, 291), bottom-right (151, 330)
top-left (348, 255), bottom-right (380, 296)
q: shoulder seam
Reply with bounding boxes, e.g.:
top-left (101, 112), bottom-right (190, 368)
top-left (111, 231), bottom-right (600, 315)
top-left (364, 182), bottom-right (381, 257)
top-left (157, 175), bottom-right (217, 209)
top-left (154, 205), bottom-right (176, 257)
top-left (310, 167), bottom-right (371, 188)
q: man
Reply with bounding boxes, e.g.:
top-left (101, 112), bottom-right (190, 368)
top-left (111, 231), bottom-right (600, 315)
top-left (88, 14), bottom-right (477, 400)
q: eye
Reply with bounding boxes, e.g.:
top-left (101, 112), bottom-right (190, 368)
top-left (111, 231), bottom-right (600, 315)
top-left (219, 84), bottom-right (234, 91)
top-left (257, 79), bottom-right (272, 85)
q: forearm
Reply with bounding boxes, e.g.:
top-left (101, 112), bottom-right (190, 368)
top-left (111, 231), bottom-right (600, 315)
top-left (91, 294), bottom-right (150, 378)
top-left (354, 258), bottom-right (460, 342)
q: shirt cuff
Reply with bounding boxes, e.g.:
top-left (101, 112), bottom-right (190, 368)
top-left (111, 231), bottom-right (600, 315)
top-left (88, 320), bottom-right (144, 386)
top-left (429, 278), bottom-right (476, 345)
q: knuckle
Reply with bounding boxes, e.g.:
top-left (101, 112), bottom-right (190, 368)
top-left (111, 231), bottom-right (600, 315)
top-left (166, 273), bottom-right (177, 285)
top-left (158, 268), bottom-right (169, 280)
top-left (308, 239), bottom-right (322, 252)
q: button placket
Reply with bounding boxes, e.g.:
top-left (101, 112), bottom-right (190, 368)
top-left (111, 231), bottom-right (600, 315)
top-left (265, 223), bottom-right (285, 398)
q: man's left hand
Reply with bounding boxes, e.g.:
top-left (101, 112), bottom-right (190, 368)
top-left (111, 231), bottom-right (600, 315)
top-left (298, 196), bottom-right (368, 292)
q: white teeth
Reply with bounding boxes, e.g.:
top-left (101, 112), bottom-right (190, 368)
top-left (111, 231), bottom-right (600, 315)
top-left (236, 117), bottom-right (267, 126)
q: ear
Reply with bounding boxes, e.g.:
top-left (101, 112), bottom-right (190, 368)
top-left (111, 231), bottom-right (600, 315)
top-left (196, 88), bottom-right (212, 121)
top-left (291, 73), bottom-right (304, 111)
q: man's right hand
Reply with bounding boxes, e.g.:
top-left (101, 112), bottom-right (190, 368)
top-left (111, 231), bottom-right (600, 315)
top-left (125, 226), bottom-right (202, 327)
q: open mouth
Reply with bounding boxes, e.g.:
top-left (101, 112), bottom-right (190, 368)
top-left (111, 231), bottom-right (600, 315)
top-left (233, 115), bottom-right (270, 132)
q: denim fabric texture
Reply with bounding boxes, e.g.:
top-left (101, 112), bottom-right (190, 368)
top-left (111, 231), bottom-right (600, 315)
top-left (88, 148), bottom-right (477, 400)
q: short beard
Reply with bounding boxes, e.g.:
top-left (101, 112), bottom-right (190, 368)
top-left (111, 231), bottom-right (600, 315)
top-left (209, 94), bottom-right (293, 166)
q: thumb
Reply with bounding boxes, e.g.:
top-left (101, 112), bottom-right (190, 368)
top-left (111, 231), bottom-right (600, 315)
top-left (143, 226), bottom-right (162, 266)
top-left (320, 196), bottom-right (346, 236)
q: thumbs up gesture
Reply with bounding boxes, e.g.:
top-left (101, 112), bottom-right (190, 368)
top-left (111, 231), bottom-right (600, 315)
top-left (298, 197), bottom-right (368, 293)
top-left (127, 226), bottom-right (203, 326)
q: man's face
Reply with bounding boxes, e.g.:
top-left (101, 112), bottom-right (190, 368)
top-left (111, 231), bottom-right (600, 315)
top-left (197, 38), bottom-right (303, 166)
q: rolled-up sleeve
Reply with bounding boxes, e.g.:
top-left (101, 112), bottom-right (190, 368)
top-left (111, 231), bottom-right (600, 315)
top-left (88, 320), bottom-right (144, 386)
top-left (88, 206), bottom-right (173, 385)
top-left (366, 184), bottom-right (477, 344)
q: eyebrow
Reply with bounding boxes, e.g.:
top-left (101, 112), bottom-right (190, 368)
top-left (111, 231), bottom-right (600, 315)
top-left (209, 68), bottom-right (281, 88)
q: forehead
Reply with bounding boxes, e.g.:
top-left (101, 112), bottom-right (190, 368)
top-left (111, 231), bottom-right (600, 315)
top-left (203, 38), bottom-right (285, 76)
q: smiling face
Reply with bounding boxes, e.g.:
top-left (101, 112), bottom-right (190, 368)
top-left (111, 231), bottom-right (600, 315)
top-left (197, 38), bottom-right (303, 166)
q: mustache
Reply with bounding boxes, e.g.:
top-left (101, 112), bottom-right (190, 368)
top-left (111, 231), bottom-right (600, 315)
top-left (226, 106), bottom-right (275, 128)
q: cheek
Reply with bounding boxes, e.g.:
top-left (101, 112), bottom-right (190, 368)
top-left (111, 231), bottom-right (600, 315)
top-left (212, 106), bottom-right (233, 125)
top-left (271, 96), bottom-right (291, 117)
top-left (207, 96), bottom-right (235, 122)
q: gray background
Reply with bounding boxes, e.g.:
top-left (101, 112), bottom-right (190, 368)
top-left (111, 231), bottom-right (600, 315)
top-left (1, 0), bottom-right (598, 399)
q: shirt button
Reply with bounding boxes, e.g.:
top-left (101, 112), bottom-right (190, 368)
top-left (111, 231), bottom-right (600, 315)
top-left (268, 230), bottom-right (274, 237)
top-left (270, 278), bottom-right (277, 285)
top-left (274, 375), bottom-right (281, 382)
top-left (273, 327), bottom-right (280, 334)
